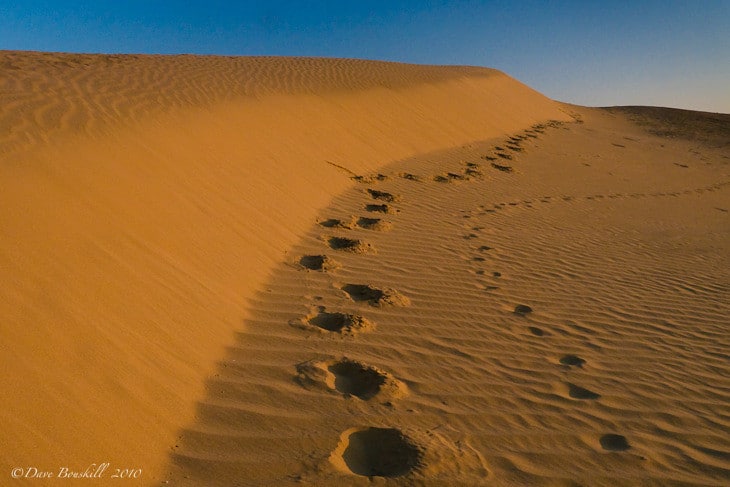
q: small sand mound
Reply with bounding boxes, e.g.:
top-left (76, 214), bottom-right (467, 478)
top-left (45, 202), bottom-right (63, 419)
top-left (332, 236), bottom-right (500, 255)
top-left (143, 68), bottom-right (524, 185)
top-left (328, 237), bottom-right (375, 254)
top-left (299, 254), bottom-right (340, 271)
top-left (332, 427), bottom-right (423, 478)
top-left (341, 284), bottom-right (410, 307)
top-left (356, 217), bottom-right (392, 231)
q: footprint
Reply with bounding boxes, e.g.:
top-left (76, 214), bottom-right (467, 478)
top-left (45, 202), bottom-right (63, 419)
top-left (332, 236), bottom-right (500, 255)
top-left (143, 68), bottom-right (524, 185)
top-left (356, 217), bottom-right (392, 231)
top-left (328, 237), bottom-right (375, 254)
top-left (567, 383), bottom-right (601, 400)
top-left (294, 310), bottom-right (375, 335)
top-left (299, 255), bottom-right (341, 271)
top-left (529, 326), bottom-right (545, 336)
top-left (491, 162), bottom-right (513, 173)
top-left (398, 172), bottom-right (421, 181)
top-left (367, 189), bottom-right (399, 202)
top-left (365, 203), bottom-right (396, 214)
top-left (341, 284), bottom-right (410, 307)
top-left (319, 218), bottom-right (353, 229)
top-left (296, 358), bottom-right (406, 400)
top-left (600, 434), bottom-right (630, 451)
top-left (354, 173), bottom-right (388, 183)
top-left (330, 427), bottom-right (423, 478)
top-left (447, 172), bottom-right (466, 181)
top-left (514, 304), bottom-right (533, 315)
top-left (559, 355), bottom-right (586, 368)
top-left (496, 152), bottom-right (513, 160)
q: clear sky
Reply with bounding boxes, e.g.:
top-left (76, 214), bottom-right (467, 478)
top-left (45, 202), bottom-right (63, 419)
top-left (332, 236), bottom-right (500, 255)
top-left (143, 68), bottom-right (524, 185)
top-left (2, 1), bottom-right (729, 113)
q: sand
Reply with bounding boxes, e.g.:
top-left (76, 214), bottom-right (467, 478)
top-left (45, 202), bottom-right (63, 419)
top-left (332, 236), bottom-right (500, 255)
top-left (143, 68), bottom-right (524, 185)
top-left (1, 51), bottom-right (728, 486)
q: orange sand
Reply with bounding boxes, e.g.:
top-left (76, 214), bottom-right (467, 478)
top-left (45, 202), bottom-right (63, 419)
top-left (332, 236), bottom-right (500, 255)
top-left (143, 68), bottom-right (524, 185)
top-left (1, 52), bottom-right (728, 486)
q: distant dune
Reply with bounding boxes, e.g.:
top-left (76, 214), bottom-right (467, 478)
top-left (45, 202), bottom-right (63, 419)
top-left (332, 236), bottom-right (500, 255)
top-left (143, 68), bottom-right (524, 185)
top-left (1, 52), bottom-right (728, 486)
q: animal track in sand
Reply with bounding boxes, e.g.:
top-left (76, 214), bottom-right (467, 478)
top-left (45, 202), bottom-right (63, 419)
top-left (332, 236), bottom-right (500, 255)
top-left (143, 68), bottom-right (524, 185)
top-left (559, 355), bottom-right (586, 367)
top-left (600, 434), bottom-right (631, 451)
top-left (365, 203), bottom-right (397, 214)
top-left (433, 172), bottom-right (469, 183)
top-left (328, 237), bottom-right (375, 253)
top-left (295, 310), bottom-right (375, 335)
top-left (479, 182), bottom-right (730, 214)
top-left (356, 217), bottom-right (392, 231)
top-left (529, 327), bottom-right (545, 336)
top-left (491, 162), bottom-right (513, 172)
top-left (353, 173), bottom-right (389, 183)
top-left (398, 172), bottom-right (421, 181)
top-left (331, 427), bottom-right (423, 478)
top-left (367, 188), bottom-right (400, 202)
top-left (296, 358), bottom-right (406, 400)
top-left (299, 254), bottom-right (341, 271)
top-left (341, 284), bottom-right (410, 307)
top-left (566, 383), bottom-right (601, 400)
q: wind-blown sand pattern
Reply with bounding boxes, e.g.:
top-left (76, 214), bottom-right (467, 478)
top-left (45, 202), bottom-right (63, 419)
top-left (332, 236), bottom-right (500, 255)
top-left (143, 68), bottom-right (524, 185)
top-left (1, 52), bottom-right (728, 485)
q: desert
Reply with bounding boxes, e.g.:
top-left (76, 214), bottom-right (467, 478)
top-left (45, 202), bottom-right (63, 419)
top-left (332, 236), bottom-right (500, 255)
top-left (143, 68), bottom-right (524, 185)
top-left (1, 50), bottom-right (728, 486)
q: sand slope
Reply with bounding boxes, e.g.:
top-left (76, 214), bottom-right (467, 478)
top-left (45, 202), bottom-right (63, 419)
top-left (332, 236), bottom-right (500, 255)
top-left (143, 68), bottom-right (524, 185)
top-left (0, 52), bottom-right (571, 484)
top-left (164, 108), bottom-right (730, 486)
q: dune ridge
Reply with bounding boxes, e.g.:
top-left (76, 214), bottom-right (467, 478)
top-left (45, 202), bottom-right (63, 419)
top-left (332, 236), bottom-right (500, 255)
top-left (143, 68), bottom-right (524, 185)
top-left (1, 51), bottom-right (501, 158)
top-left (0, 52), bottom-right (571, 484)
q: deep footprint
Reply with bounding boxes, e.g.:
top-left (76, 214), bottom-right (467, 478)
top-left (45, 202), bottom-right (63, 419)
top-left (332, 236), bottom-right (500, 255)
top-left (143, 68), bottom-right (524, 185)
top-left (367, 189), bottom-right (399, 202)
top-left (299, 254), bottom-right (340, 271)
top-left (319, 218), bottom-right (352, 229)
top-left (514, 304), bottom-right (533, 315)
top-left (600, 434), bottom-right (631, 451)
top-left (341, 284), bottom-right (410, 307)
top-left (356, 217), bottom-right (392, 231)
top-left (328, 237), bottom-right (375, 253)
top-left (560, 355), bottom-right (586, 367)
top-left (330, 360), bottom-right (388, 399)
top-left (296, 358), bottom-right (406, 400)
top-left (302, 311), bottom-right (374, 334)
top-left (567, 383), bottom-right (601, 400)
top-left (334, 427), bottom-right (422, 478)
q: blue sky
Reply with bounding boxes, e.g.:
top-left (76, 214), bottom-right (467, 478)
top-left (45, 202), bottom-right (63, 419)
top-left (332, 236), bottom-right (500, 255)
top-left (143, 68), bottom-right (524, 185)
top-left (2, 1), bottom-right (729, 112)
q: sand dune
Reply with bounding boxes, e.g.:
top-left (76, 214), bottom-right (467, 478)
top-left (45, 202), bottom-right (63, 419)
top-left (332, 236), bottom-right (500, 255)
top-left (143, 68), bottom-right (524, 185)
top-left (2, 52), bottom-right (728, 485)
